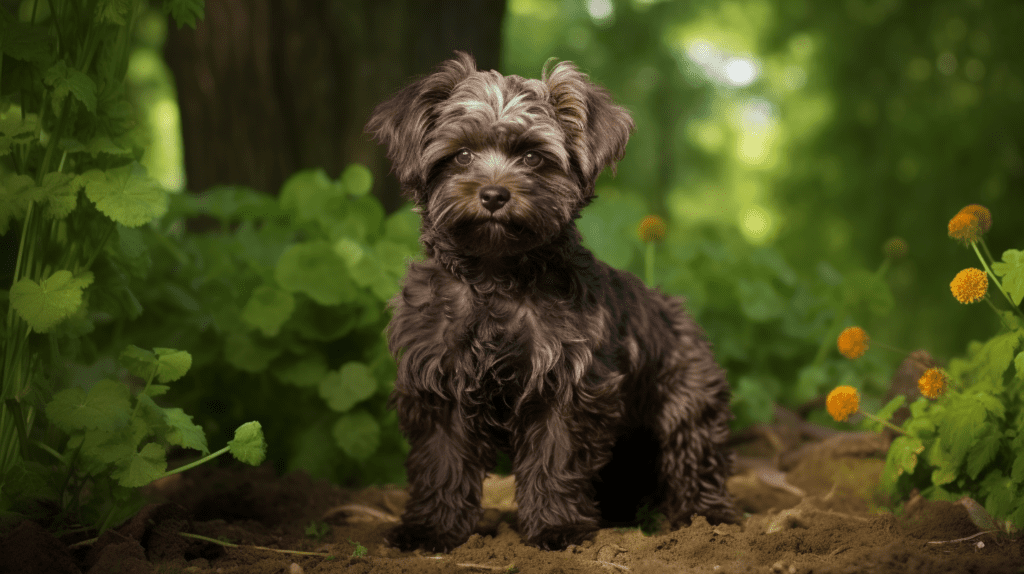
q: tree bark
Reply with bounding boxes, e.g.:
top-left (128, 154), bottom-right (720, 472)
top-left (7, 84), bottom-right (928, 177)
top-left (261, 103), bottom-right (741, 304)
top-left (164, 0), bottom-right (506, 213)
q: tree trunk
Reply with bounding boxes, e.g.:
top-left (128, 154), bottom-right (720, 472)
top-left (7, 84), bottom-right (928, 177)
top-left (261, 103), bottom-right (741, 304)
top-left (164, 0), bottom-right (506, 213)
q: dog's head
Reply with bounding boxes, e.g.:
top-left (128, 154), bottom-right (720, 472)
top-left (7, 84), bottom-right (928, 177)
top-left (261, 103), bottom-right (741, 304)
top-left (366, 52), bottom-right (634, 256)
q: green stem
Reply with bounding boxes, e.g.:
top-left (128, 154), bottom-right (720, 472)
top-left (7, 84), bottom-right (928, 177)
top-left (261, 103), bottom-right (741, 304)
top-left (971, 241), bottom-right (1024, 320)
top-left (158, 446), bottom-right (230, 480)
top-left (983, 296), bottom-right (1015, 332)
top-left (645, 242), bottom-right (655, 287)
top-left (859, 410), bottom-right (905, 435)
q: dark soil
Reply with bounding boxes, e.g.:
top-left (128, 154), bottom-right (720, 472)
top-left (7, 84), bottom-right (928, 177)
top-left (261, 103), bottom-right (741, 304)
top-left (3, 426), bottom-right (1022, 574)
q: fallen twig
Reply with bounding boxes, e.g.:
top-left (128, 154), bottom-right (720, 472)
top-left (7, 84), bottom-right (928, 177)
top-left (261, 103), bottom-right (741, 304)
top-left (927, 531), bottom-right (998, 545)
top-left (178, 532), bottom-right (334, 558)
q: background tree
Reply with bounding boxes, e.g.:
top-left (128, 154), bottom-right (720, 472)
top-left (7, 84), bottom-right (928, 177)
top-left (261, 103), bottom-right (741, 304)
top-left (164, 0), bottom-right (505, 212)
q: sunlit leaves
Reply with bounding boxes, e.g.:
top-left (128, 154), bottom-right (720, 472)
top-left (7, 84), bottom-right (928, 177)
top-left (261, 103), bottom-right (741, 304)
top-left (81, 162), bottom-right (168, 227)
top-left (10, 270), bottom-right (93, 333)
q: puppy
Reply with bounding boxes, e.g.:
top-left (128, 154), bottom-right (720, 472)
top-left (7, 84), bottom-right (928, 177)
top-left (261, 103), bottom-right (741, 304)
top-left (367, 52), bottom-right (737, 552)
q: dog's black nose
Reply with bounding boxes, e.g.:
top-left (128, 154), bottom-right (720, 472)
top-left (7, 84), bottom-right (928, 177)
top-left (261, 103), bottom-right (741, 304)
top-left (479, 185), bottom-right (510, 213)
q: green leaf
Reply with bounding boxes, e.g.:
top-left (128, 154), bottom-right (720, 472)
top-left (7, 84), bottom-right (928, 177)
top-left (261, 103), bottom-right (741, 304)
top-left (45, 379), bottom-right (131, 433)
top-left (0, 173), bottom-right (36, 234)
top-left (273, 355), bottom-right (328, 388)
top-left (224, 332), bottom-right (279, 373)
top-left (942, 396), bottom-right (988, 466)
top-left (163, 0), bottom-right (205, 29)
top-left (992, 249), bottom-right (1024, 306)
top-left (319, 362), bottom-right (377, 413)
top-left (39, 172), bottom-right (83, 219)
top-left (119, 345), bottom-right (158, 380)
top-left (163, 408), bottom-right (209, 455)
top-left (279, 169), bottom-right (341, 223)
top-left (888, 436), bottom-right (925, 477)
top-left (44, 60), bottom-right (97, 113)
top-left (1015, 351), bottom-right (1024, 381)
top-left (113, 443), bottom-right (167, 487)
top-left (228, 421), bottom-right (267, 466)
top-left (966, 431), bottom-right (1002, 480)
top-left (241, 285), bottom-right (296, 337)
top-left (96, 0), bottom-right (132, 24)
top-left (10, 270), bottom-right (93, 333)
top-left (274, 241), bottom-right (355, 306)
top-left (332, 410), bottom-right (380, 461)
top-left (81, 162), bottom-right (169, 227)
top-left (341, 164), bottom-right (373, 196)
top-left (0, 10), bottom-right (53, 62)
top-left (154, 348), bottom-right (192, 383)
top-left (0, 114), bottom-right (38, 158)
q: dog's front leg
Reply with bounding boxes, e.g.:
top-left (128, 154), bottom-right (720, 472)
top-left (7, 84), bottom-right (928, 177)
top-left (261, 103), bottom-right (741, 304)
top-left (386, 396), bottom-right (494, 552)
top-left (512, 404), bottom-right (607, 550)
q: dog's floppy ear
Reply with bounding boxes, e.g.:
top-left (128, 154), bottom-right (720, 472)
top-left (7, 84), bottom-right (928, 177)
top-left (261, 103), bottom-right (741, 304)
top-left (366, 52), bottom-right (477, 196)
top-left (544, 61), bottom-right (635, 186)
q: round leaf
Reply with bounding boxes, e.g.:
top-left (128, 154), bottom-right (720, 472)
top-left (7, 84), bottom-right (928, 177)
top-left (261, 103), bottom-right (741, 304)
top-left (332, 410), bottom-right (380, 461)
top-left (319, 362), bottom-right (377, 412)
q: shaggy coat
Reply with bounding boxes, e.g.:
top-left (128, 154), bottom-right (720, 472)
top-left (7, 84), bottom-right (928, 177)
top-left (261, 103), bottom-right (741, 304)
top-left (367, 52), bottom-right (737, 552)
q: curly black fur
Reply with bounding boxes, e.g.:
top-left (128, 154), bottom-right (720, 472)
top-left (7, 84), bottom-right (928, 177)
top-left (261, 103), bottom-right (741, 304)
top-left (367, 52), bottom-right (738, 552)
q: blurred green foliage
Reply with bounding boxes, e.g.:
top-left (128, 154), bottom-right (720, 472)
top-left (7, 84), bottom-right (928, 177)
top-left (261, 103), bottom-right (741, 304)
top-left (503, 0), bottom-right (1024, 363)
top-left (128, 168), bottom-right (421, 485)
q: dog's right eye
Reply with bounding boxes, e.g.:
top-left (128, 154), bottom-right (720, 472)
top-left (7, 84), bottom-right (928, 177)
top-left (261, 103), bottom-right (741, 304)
top-left (454, 149), bottom-right (473, 166)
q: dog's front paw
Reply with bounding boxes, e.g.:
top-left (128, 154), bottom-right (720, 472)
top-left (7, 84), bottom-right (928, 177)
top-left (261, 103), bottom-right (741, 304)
top-left (385, 523), bottom-right (468, 553)
top-left (528, 523), bottom-right (598, 551)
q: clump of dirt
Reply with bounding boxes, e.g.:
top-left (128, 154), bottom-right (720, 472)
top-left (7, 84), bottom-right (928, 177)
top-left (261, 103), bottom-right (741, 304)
top-left (2, 441), bottom-right (1020, 574)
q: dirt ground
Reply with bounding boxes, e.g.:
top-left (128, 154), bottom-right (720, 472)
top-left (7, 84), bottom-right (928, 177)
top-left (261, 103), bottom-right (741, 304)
top-left (2, 422), bottom-right (1022, 574)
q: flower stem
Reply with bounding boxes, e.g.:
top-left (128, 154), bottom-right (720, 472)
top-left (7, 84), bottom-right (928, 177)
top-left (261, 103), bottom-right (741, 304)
top-left (859, 410), bottom-right (905, 435)
top-left (972, 241), bottom-right (1024, 320)
top-left (645, 242), bottom-right (655, 287)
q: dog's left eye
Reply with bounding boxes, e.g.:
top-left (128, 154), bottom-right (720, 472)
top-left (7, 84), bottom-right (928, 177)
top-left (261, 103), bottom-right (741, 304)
top-left (454, 149), bottom-right (473, 166)
top-left (522, 151), bottom-right (542, 168)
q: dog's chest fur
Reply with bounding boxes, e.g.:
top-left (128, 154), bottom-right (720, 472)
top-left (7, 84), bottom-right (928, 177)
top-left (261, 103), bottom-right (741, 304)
top-left (388, 259), bottom-right (610, 405)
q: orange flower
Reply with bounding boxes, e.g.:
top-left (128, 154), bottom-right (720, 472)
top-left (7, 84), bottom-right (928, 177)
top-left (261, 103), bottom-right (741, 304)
top-left (837, 326), bottom-right (869, 359)
top-left (917, 367), bottom-right (948, 399)
top-left (950, 268), bottom-right (988, 304)
top-left (947, 212), bottom-right (981, 245)
top-left (883, 237), bottom-right (908, 258)
top-left (826, 385), bottom-right (860, 422)
top-left (957, 204), bottom-right (991, 234)
top-left (637, 215), bottom-right (667, 243)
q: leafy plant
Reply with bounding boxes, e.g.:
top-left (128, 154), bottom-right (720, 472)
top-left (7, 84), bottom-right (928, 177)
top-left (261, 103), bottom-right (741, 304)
top-left (127, 167), bottom-right (420, 485)
top-left (1, 0), bottom-right (270, 532)
top-left (580, 192), bottom-right (897, 429)
top-left (348, 538), bottom-right (368, 558)
top-left (826, 205), bottom-right (1024, 531)
top-left (305, 520), bottom-right (331, 542)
